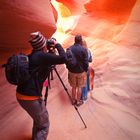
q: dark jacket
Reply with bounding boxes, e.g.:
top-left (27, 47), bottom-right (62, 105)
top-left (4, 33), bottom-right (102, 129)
top-left (67, 44), bottom-right (89, 73)
top-left (16, 43), bottom-right (66, 96)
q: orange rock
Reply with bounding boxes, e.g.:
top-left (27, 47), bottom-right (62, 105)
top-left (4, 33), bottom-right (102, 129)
top-left (0, 0), bottom-right (56, 52)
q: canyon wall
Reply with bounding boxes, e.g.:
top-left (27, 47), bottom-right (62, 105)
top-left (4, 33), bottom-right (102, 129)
top-left (0, 0), bottom-right (140, 140)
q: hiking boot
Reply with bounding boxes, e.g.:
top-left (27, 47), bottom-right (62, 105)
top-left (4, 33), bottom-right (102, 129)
top-left (72, 99), bottom-right (77, 105)
top-left (76, 100), bottom-right (84, 107)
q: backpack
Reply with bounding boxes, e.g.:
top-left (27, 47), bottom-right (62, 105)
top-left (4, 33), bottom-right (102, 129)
top-left (3, 54), bottom-right (30, 85)
top-left (65, 48), bottom-right (77, 68)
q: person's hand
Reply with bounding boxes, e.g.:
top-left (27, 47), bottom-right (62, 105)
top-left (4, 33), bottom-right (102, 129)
top-left (51, 38), bottom-right (58, 46)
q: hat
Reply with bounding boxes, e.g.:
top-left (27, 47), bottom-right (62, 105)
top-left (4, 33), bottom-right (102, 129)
top-left (29, 31), bottom-right (46, 50)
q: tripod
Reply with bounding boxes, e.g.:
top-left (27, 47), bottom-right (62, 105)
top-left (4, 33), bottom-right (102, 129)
top-left (46, 65), bottom-right (87, 128)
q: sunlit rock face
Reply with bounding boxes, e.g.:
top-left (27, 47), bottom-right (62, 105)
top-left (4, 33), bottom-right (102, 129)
top-left (113, 0), bottom-right (140, 46)
top-left (0, 0), bottom-right (56, 61)
top-left (54, 0), bottom-right (137, 42)
top-left (56, 0), bottom-right (87, 15)
top-left (57, 0), bottom-right (137, 22)
top-left (85, 0), bottom-right (136, 21)
top-left (0, 0), bottom-right (140, 140)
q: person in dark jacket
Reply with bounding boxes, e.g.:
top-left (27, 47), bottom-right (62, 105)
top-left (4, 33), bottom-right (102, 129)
top-left (67, 34), bottom-right (88, 106)
top-left (16, 31), bottom-right (66, 140)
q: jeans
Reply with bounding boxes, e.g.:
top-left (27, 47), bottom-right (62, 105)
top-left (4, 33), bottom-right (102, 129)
top-left (81, 71), bottom-right (90, 100)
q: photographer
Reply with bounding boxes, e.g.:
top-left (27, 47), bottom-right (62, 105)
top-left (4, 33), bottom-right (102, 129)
top-left (16, 31), bottom-right (66, 140)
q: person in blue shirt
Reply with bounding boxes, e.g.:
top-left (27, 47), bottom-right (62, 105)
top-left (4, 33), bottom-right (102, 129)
top-left (81, 39), bottom-right (93, 101)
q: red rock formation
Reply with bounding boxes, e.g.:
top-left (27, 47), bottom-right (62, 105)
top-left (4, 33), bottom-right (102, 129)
top-left (84, 0), bottom-right (137, 23)
top-left (56, 0), bottom-right (87, 15)
top-left (113, 0), bottom-right (140, 46)
top-left (56, 0), bottom-right (137, 23)
top-left (0, 0), bottom-right (140, 140)
top-left (0, 0), bottom-right (56, 62)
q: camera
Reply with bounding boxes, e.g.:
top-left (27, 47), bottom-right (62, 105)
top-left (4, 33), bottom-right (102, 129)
top-left (46, 38), bottom-right (56, 54)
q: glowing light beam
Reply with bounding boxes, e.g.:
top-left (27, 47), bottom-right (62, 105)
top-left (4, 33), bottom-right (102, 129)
top-left (51, 0), bottom-right (80, 43)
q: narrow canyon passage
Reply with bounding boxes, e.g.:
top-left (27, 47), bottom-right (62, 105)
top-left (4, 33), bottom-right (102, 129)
top-left (0, 0), bottom-right (140, 140)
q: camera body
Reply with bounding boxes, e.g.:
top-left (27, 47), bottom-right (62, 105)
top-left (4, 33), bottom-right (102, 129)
top-left (47, 38), bottom-right (56, 54)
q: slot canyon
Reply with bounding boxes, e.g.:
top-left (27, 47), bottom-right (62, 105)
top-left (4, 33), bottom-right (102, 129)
top-left (0, 0), bottom-right (140, 140)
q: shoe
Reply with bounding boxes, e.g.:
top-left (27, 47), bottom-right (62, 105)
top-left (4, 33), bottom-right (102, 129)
top-left (72, 99), bottom-right (77, 105)
top-left (76, 100), bottom-right (84, 107)
top-left (83, 96), bottom-right (87, 101)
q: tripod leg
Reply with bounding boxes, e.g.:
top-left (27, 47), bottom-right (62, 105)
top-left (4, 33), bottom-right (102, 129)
top-left (53, 67), bottom-right (72, 102)
top-left (74, 105), bottom-right (87, 128)
top-left (44, 86), bottom-right (48, 106)
top-left (53, 67), bottom-right (87, 128)
top-left (51, 70), bottom-right (54, 80)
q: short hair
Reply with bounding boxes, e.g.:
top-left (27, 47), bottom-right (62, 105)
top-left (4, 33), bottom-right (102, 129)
top-left (74, 34), bottom-right (82, 44)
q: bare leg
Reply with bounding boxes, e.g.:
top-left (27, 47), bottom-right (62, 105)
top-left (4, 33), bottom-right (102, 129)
top-left (76, 87), bottom-right (84, 106)
top-left (77, 87), bottom-right (82, 102)
top-left (89, 68), bottom-right (94, 90)
top-left (72, 87), bottom-right (77, 104)
top-left (89, 68), bottom-right (94, 98)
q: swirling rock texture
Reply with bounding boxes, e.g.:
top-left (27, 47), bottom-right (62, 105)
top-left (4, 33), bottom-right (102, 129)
top-left (0, 0), bottom-right (140, 140)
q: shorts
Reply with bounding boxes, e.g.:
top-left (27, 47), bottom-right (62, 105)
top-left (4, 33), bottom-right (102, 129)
top-left (68, 71), bottom-right (86, 88)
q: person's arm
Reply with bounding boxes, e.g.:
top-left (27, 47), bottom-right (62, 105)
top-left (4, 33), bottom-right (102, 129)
top-left (40, 43), bottom-right (66, 66)
top-left (55, 43), bottom-right (65, 57)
